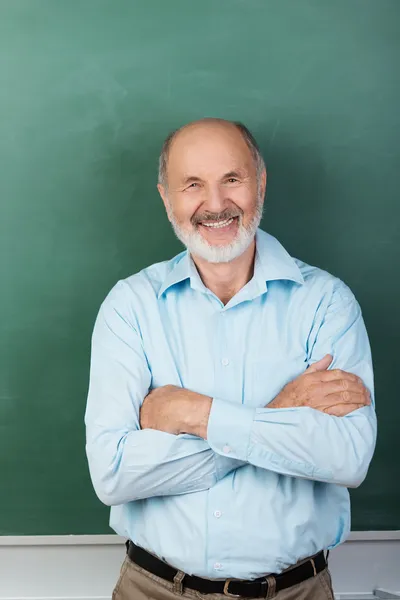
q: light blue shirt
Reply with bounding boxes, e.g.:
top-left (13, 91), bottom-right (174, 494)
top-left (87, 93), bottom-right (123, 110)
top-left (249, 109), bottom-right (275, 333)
top-left (85, 229), bottom-right (377, 579)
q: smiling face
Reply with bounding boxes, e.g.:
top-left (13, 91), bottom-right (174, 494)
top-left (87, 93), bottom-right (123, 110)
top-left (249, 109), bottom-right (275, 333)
top-left (158, 120), bottom-right (266, 263)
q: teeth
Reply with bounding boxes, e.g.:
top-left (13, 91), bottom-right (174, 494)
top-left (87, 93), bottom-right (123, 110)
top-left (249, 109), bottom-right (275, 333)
top-left (202, 217), bottom-right (234, 229)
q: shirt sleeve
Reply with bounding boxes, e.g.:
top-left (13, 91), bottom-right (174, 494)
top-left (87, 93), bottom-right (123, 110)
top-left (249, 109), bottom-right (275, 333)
top-left (207, 280), bottom-right (377, 488)
top-left (85, 281), bottom-right (241, 506)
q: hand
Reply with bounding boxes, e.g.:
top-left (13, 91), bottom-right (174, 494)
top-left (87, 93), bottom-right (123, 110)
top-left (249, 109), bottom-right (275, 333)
top-left (268, 354), bottom-right (371, 416)
top-left (140, 385), bottom-right (212, 438)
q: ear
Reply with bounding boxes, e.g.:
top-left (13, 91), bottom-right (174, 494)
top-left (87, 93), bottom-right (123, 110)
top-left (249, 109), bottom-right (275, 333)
top-left (157, 184), bottom-right (172, 222)
top-left (259, 168), bottom-right (267, 198)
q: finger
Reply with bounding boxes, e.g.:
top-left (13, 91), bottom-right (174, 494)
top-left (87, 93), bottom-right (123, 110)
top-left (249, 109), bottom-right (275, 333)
top-left (315, 391), bottom-right (371, 409)
top-left (306, 369), bottom-right (362, 384)
top-left (306, 354), bottom-right (333, 374)
top-left (307, 380), bottom-right (370, 401)
top-left (322, 403), bottom-right (366, 417)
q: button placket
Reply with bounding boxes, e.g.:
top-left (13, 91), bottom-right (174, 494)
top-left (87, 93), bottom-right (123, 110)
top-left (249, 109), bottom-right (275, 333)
top-left (206, 310), bottom-right (231, 577)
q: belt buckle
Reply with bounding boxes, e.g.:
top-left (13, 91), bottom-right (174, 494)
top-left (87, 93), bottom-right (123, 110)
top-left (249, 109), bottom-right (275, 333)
top-left (223, 579), bottom-right (241, 598)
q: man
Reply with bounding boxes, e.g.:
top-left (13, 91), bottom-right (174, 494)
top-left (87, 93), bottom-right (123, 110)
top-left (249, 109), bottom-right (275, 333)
top-left (85, 118), bottom-right (376, 600)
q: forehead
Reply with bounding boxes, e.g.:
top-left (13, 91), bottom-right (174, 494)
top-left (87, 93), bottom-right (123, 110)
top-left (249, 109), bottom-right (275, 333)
top-left (167, 123), bottom-right (255, 180)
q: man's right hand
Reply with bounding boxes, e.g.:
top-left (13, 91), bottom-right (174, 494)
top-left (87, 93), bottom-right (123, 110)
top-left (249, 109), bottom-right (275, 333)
top-left (268, 354), bottom-right (371, 416)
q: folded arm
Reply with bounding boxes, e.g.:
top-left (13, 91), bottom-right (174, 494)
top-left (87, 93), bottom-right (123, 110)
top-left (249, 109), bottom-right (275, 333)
top-left (208, 400), bottom-right (375, 487)
top-left (85, 281), bottom-right (240, 506)
top-left (168, 281), bottom-right (377, 487)
top-left (206, 281), bottom-right (377, 487)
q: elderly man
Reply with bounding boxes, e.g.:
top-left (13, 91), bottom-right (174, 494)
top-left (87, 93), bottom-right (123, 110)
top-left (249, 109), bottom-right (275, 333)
top-left (85, 118), bottom-right (376, 600)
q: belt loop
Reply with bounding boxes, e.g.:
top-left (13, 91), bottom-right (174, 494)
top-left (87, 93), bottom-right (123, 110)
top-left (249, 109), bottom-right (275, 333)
top-left (310, 558), bottom-right (317, 577)
top-left (265, 575), bottom-right (276, 599)
top-left (173, 570), bottom-right (185, 595)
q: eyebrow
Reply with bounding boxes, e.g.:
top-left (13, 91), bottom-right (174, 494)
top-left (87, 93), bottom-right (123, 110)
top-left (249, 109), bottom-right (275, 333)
top-left (180, 170), bottom-right (247, 186)
top-left (222, 170), bottom-right (246, 179)
top-left (181, 176), bottom-right (203, 185)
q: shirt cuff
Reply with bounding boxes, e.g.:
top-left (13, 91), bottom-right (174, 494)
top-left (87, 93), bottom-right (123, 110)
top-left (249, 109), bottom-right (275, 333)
top-left (207, 398), bottom-right (256, 462)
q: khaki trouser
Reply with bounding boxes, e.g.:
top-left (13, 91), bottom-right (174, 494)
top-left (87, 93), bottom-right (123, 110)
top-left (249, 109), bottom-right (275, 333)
top-left (112, 555), bottom-right (335, 600)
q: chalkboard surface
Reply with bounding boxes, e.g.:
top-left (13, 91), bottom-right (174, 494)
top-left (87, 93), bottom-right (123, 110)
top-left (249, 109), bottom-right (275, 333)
top-left (1, 1), bottom-right (399, 535)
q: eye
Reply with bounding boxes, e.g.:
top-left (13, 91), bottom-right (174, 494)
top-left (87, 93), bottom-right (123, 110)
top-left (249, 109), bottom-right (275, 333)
top-left (186, 182), bottom-right (200, 190)
top-left (227, 178), bottom-right (239, 183)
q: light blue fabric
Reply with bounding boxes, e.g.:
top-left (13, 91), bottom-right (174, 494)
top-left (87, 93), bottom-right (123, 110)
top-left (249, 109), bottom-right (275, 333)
top-left (85, 229), bottom-right (376, 579)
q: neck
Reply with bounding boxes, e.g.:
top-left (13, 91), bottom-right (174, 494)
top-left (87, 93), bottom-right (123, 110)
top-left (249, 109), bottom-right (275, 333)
top-left (192, 239), bottom-right (256, 305)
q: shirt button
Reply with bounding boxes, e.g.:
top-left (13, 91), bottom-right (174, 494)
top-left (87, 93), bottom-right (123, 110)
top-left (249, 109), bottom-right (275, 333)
top-left (214, 510), bottom-right (222, 518)
top-left (221, 358), bottom-right (229, 366)
top-left (222, 445), bottom-right (231, 454)
top-left (214, 562), bottom-right (222, 570)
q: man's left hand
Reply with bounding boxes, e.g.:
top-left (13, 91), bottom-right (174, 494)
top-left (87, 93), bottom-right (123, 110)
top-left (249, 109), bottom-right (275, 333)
top-left (140, 385), bottom-right (212, 439)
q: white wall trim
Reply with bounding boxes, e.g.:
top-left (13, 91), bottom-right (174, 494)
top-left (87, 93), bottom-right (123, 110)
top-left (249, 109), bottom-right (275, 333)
top-left (0, 535), bottom-right (125, 546)
top-left (346, 531), bottom-right (400, 541)
top-left (0, 531), bottom-right (399, 545)
top-left (0, 597), bottom-right (110, 600)
top-left (0, 533), bottom-right (399, 600)
top-left (0, 598), bottom-right (110, 600)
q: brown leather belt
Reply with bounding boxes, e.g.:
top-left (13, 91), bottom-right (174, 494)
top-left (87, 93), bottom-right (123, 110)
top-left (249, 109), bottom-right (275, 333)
top-left (126, 540), bottom-right (327, 598)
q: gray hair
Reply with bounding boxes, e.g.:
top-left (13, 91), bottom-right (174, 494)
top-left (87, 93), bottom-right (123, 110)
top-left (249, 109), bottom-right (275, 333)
top-left (158, 119), bottom-right (266, 188)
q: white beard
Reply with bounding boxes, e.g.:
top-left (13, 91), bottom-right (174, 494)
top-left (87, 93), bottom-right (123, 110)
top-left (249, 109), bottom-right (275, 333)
top-left (169, 194), bottom-right (264, 264)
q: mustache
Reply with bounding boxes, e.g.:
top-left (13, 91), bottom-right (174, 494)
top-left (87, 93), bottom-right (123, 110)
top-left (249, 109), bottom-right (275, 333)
top-left (191, 208), bottom-right (243, 225)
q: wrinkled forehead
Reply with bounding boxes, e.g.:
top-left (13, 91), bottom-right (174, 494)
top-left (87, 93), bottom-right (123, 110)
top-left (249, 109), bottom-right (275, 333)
top-left (167, 123), bottom-right (256, 182)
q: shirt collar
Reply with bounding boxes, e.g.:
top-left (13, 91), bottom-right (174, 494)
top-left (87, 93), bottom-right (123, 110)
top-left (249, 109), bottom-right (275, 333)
top-left (254, 228), bottom-right (304, 287)
top-left (158, 228), bottom-right (304, 299)
top-left (157, 251), bottom-right (192, 298)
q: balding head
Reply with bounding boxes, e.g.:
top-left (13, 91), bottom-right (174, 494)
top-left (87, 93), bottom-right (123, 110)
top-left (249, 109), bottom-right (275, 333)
top-left (158, 118), bottom-right (265, 189)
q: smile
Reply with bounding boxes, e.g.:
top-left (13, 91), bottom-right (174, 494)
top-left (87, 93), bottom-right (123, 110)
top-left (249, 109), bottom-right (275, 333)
top-left (200, 217), bottom-right (236, 229)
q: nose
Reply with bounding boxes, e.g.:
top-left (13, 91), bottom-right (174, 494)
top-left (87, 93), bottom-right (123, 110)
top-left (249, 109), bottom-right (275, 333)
top-left (203, 184), bottom-right (227, 214)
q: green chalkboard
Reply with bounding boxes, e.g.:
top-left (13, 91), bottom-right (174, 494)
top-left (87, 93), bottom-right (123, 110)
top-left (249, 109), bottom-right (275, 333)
top-left (1, 0), bottom-right (399, 535)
